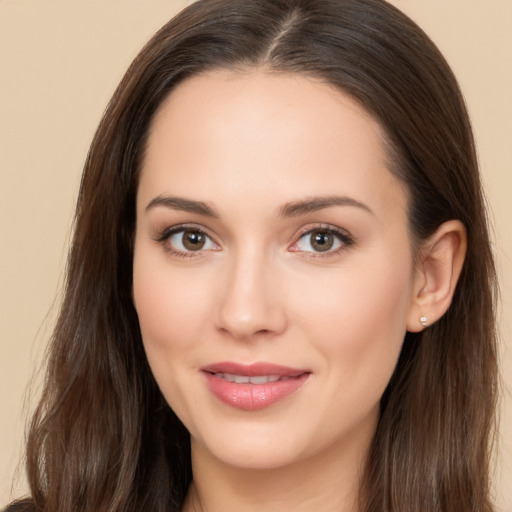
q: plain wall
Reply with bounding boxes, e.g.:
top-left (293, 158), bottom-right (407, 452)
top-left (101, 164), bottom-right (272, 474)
top-left (1, 0), bottom-right (511, 508)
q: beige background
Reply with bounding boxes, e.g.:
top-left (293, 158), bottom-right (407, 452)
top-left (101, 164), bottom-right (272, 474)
top-left (1, 0), bottom-right (510, 509)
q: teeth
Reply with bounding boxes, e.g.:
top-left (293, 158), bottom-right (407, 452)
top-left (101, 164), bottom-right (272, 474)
top-left (215, 373), bottom-right (282, 384)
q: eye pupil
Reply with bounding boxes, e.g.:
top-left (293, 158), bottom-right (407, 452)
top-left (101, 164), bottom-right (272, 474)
top-left (183, 230), bottom-right (205, 250)
top-left (311, 231), bottom-right (334, 252)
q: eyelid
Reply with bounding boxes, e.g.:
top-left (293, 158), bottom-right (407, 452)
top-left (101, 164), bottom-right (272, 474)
top-left (289, 224), bottom-right (355, 255)
top-left (154, 222), bottom-right (211, 241)
top-left (154, 223), bottom-right (220, 256)
top-left (152, 222), bottom-right (355, 258)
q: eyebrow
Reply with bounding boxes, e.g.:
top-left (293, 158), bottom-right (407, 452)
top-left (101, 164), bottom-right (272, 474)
top-left (145, 194), bottom-right (373, 219)
top-left (278, 195), bottom-right (374, 217)
top-left (145, 195), bottom-right (219, 218)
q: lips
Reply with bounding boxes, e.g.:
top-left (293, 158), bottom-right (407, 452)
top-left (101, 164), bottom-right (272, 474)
top-left (201, 362), bottom-right (311, 410)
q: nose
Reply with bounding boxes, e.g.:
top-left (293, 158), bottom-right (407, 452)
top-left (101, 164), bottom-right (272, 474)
top-left (215, 249), bottom-right (287, 340)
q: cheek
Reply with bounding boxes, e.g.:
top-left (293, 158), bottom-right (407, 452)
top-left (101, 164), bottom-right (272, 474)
top-left (132, 251), bottom-right (215, 360)
top-left (293, 254), bottom-right (413, 380)
top-left (132, 253), bottom-right (217, 422)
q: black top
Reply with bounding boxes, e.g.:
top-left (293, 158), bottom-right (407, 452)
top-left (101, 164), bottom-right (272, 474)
top-left (1, 501), bottom-right (35, 512)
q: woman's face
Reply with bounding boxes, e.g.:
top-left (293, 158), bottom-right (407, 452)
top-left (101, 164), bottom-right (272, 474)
top-left (133, 69), bottom-right (421, 470)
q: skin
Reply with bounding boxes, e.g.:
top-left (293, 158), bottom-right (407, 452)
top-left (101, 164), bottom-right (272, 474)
top-left (132, 69), bottom-right (466, 512)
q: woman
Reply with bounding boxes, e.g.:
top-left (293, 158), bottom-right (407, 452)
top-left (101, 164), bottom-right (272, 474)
top-left (4, 0), bottom-right (498, 510)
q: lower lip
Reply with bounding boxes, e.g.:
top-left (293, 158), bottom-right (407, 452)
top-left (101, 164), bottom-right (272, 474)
top-left (203, 372), bottom-right (310, 410)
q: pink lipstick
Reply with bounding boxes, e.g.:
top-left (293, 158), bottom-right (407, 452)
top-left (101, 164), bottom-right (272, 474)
top-left (201, 362), bottom-right (310, 410)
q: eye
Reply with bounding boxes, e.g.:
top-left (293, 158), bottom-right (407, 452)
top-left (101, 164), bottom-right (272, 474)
top-left (160, 227), bottom-right (219, 255)
top-left (292, 227), bottom-right (353, 254)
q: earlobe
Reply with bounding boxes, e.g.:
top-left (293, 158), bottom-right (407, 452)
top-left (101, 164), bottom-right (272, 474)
top-left (407, 220), bottom-right (467, 332)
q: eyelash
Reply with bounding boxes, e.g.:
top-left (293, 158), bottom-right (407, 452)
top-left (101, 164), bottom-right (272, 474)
top-left (154, 223), bottom-right (355, 259)
top-left (291, 225), bottom-right (355, 258)
top-left (155, 224), bottom-right (217, 258)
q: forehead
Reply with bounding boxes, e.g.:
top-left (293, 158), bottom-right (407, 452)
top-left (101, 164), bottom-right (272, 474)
top-left (139, 69), bottom-right (407, 218)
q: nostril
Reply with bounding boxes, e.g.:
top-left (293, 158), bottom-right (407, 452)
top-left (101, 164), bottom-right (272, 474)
top-left (215, 291), bottom-right (287, 339)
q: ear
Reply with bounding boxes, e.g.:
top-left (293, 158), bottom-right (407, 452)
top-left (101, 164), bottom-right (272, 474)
top-left (407, 220), bottom-right (467, 332)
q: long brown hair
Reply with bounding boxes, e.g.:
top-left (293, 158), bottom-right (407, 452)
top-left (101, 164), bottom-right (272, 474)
top-left (8, 0), bottom-right (498, 510)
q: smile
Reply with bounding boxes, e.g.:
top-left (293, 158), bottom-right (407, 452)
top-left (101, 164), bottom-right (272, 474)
top-left (201, 362), bottom-right (311, 410)
top-left (213, 373), bottom-right (292, 384)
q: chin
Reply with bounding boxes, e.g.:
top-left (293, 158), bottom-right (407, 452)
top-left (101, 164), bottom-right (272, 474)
top-left (197, 434), bottom-right (306, 470)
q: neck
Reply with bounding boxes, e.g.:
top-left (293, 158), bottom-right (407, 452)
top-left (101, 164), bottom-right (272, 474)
top-left (182, 420), bottom-right (375, 512)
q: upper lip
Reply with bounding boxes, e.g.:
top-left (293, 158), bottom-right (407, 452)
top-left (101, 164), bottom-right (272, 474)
top-left (200, 361), bottom-right (310, 377)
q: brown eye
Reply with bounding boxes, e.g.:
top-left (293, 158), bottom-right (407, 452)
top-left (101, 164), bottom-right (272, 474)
top-left (310, 230), bottom-right (334, 252)
top-left (182, 230), bottom-right (206, 251)
top-left (293, 227), bottom-right (350, 254)
top-left (165, 228), bottom-right (217, 254)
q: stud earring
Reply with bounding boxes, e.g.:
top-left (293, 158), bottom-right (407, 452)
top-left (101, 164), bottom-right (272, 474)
top-left (419, 315), bottom-right (428, 327)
